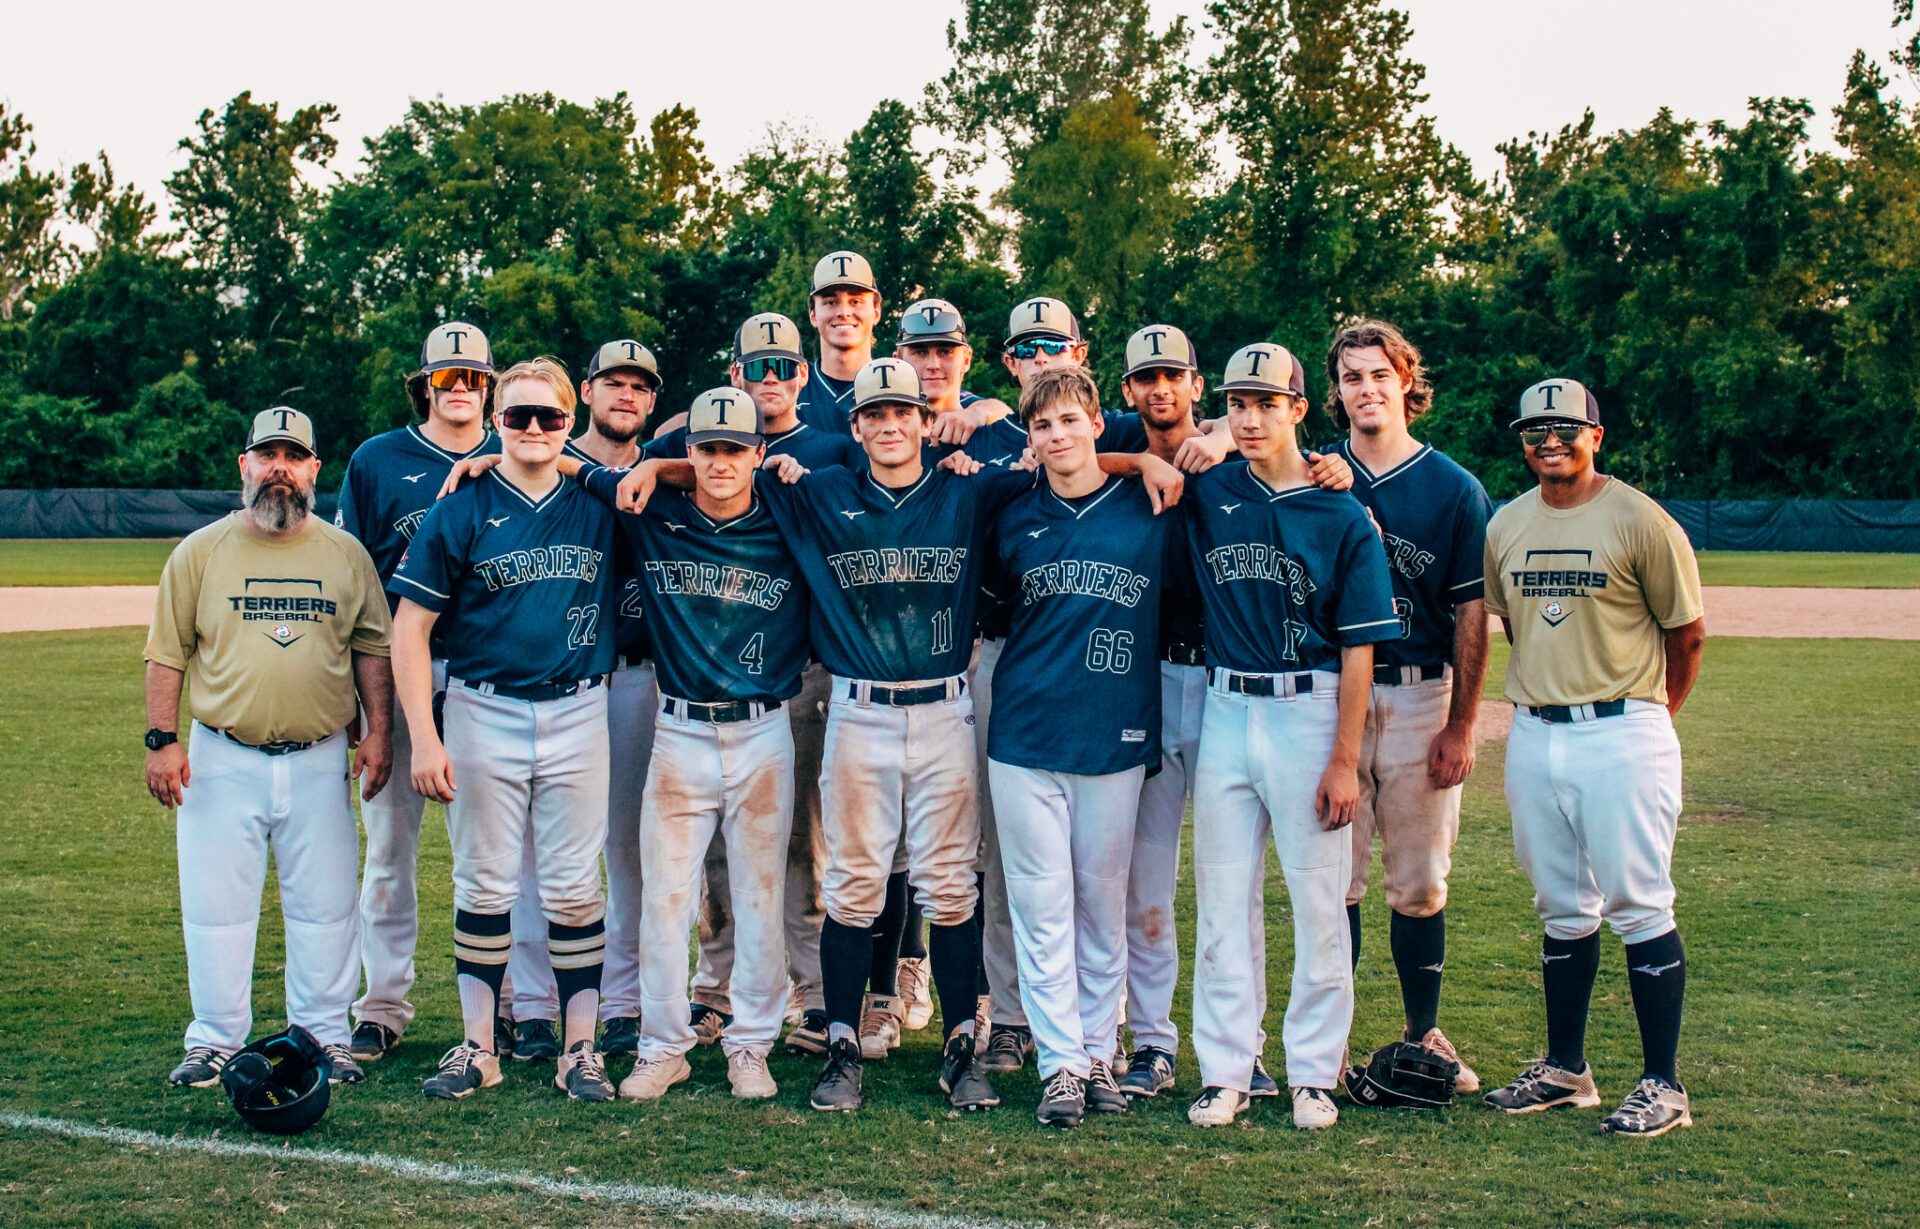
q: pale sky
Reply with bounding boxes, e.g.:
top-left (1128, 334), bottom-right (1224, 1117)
top-left (4, 0), bottom-right (1910, 217)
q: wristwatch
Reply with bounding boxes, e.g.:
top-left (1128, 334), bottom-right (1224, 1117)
top-left (145, 727), bottom-right (178, 751)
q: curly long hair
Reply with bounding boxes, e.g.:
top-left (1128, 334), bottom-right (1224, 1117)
top-left (1323, 319), bottom-right (1433, 431)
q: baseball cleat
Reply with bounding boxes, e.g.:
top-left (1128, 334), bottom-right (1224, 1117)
top-left (971, 996), bottom-right (991, 1054)
top-left (422, 1042), bottom-right (502, 1100)
top-left (979, 1024), bottom-right (1035, 1073)
top-left (617, 1052), bottom-right (691, 1101)
top-left (557, 1041), bottom-right (616, 1103)
top-left (1414, 1026), bottom-right (1479, 1093)
top-left (512, 1018), bottom-right (561, 1062)
top-left (1249, 1055), bottom-right (1280, 1099)
top-left (785, 1010), bottom-right (830, 1056)
top-left (1292, 1086), bottom-right (1339, 1130)
top-left (1187, 1085), bottom-right (1249, 1127)
top-left (810, 1038), bottom-right (865, 1112)
top-left (1601, 1078), bottom-right (1692, 1138)
top-left (1120, 1046), bottom-right (1175, 1098)
top-left (1483, 1060), bottom-right (1601, 1114)
top-left (785, 983), bottom-right (808, 1027)
top-left (690, 1004), bottom-right (729, 1047)
top-left (859, 993), bottom-right (904, 1059)
top-left (348, 1020), bottom-right (400, 1063)
top-left (494, 1015), bottom-right (516, 1061)
top-left (727, 1049), bottom-right (779, 1100)
top-left (323, 1043), bottom-right (366, 1085)
top-left (167, 1046), bottom-right (233, 1089)
top-left (1036, 1070), bottom-right (1087, 1128)
top-left (897, 957), bottom-right (934, 1031)
top-left (940, 1032), bottom-right (999, 1111)
top-left (600, 1015), bottom-right (640, 1058)
top-left (1087, 1058), bottom-right (1130, 1114)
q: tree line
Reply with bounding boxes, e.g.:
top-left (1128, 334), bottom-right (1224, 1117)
top-left (3, 0), bottom-right (1918, 500)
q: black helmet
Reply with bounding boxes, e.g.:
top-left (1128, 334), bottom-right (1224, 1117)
top-left (220, 1024), bottom-right (333, 1136)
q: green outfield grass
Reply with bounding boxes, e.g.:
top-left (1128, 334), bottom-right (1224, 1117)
top-left (1, 630), bottom-right (1914, 1227)
top-left (1695, 550), bottom-right (1920, 588)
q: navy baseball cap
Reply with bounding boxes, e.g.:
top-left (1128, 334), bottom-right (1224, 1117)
top-left (1512, 378), bottom-right (1602, 429)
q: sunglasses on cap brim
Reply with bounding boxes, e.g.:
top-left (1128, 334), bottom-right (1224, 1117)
top-left (427, 368), bottom-right (492, 390)
top-left (1005, 339), bottom-right (1074, 359)
top-left (1519, 423), bottom-right (1590, 447)
top-left (740, 357), bottom-right (801, 382)
top-left (499, 404), bottom-right (569, 432)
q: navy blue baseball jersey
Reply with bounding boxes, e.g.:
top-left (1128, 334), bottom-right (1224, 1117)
top-left (578, 466), bottom-right (810, 703)
top-left (795, 365), bottom-right (856, 434)
top-left (644, 420), bottom-right (863, 470)
top-left (1182, 463), bottom-right (1400, 673)
top-left (989, 476), bottom-right (1171, 775)
top-left (390, 470), bottom-right (618, 686)
top-left (335, 425), bottom-right (500, 607)
top-left (1322, 441), bottom-right (1492, 669)
top-left (758, 464), bottom-right (1033, 681)
top-left (564, 440), bottom-right (652, 663)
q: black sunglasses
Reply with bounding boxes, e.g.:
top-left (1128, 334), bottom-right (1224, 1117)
top-left (1519, 423), bottom-right (1588, 447)
top-left (499, 404), bottom-right (568, 433)
top-left (741, 357), bottom-right (800, 382)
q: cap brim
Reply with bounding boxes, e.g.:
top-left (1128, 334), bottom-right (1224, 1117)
top-left (421, 358), bottom-right (493, 374)
top-left (592, 364), bottom-right (661, 386)
top-left (1218, 380), bottom-right (1299, 396)
top-left (813, 281), bottom-right (878, 296)
top-left (247, 435), bottom-right (316, 457)
top-left (686, 430), bottom-right (763, 449)
top-left (899, 333), bottom-right (968, 347)
top-left (850, 395), bottom-right (927, 415)
top-left (1006, 331), bottom-right (1075, 347)
top-left (736, 349), bottom-right (806, 364)
top-left (1124, 359), bottom-right (1198, 379)
top-left (1508, 414), bottom-right (1592, 430)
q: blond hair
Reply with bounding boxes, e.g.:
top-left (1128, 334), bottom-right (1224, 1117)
top-left (494, 356), bottom-right (577, 415)
top-left (1018, 365), bottom-right (1102, 426)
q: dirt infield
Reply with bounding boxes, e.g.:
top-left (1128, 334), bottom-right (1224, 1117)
top-left (0, 586), bottom-right (163, 634)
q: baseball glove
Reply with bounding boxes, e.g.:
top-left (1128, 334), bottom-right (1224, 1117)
top-left (1343, 1039), bottom-right (1459, 1109)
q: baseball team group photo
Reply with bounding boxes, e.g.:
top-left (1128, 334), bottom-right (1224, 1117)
top-left (3, 2), bottom-right (1916, 1226)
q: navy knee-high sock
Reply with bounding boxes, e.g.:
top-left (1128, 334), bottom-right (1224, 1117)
top-left (820, 917), bottom-right (873, 1033)
top-left (1390, 909), bottom-right (1445, 1037)
top-left (1543, 931), bottom-right (1602, 1072)
top-left (1347, 903), bottom-right (1363, 970)
top-left (1625, 928), bottom-right (1686, 1085)
top-left (928, 920), bottom-right (982, 1040)
top-left (868, 872), bottom-right (910, 994)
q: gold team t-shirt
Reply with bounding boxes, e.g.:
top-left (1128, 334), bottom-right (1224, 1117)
top-left (1483, 478), bottom-right (1703, 708)
top-left (144, 512), bottom-right (392, 745)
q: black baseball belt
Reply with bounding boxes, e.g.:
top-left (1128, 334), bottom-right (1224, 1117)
top-left (844, 679), bottom-right (966, 706)
top-left (452, 675), bottom-right (608, 703)
top-left (1162, 642), bottom-right (1206, 667)
top-left (1213, 670), bottom-right (1317, 698)
top-left (206, 725), bottom-right (323, 756)
top-left (1373, 663), bottom-right (1448, 686)
top-left (663, 697), bottom-right (781, 724)
top-left (1525, 699), bottom-right (1628, 723)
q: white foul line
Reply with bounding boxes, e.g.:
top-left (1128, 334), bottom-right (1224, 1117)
top-left (2, 1111), bottom-right (1040, 1229)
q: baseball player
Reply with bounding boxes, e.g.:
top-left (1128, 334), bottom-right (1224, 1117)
top-left (794, 251), bottom-right (882, 434)
top-left (1321, 320), bottom-right (1493, 1089)
top-left (1481, 379), bottom-right (1705, 1138)
top-left (982, 365), bottom-right (1182, 1128)
top-left (652, 314), bottom-right (859, 1055)
top-left (147, 408), bottom-right (392, 1089)
top-left (503, 340), bottom-right (665, 1061)
top-left (1182, 343), bottom-right (1400, 1130)
top-left (391, 356), bottom-right (619, 1103)
top-left (335, 321), bottom-right (520, 1065)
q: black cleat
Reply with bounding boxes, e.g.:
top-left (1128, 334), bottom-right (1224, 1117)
top-left (494, 1015), bottom-right (516, 1060)
top-left (979, 1024), bottom-right (1034, 1074)
top-left (1250, 1055), bottom-right (1280, 1099)
top-left (1484, 1060), bottom-right (1601, 1114)
top-left (512, 1018), bottom-right (561, 1062)
top-left (167, 1046), bottom-right (232, 1088)
top-left (810, 1038), bottom-right (864, 1112)
top-left (1120, 1046), bottom-right (1175, 1098)
top-left (1036, 1069), bottom-right (1087, 1128)
top-left (1087, 1059), bottom-right (1130, 1114)
top-left (786, 1010), bottom-right (830, 1056)
top-left (1601, 1077), bottom-right (1692, 1137)
top-left (940, 1032), bottom-right (1000, 1111)
top-left (556, 1041), bottom-right (616, 1103)
top-left (349, 1020), bottom-right (400, 1063)
top-left (600, 1015), bottom-right (641, 1057)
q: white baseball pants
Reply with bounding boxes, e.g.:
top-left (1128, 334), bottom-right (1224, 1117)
top-left (821, 677), bottom-right (979, 928)
top-left (441, 685), bottom-right (609, 926)
top-left (1192, 677), bottom-right (1354, 1092)
top-left (1348, 674), bottom-right (1462, 916)
top-left (1506, 701), bottom-right (1682, 943)
top-left (178, 727), bottom-right (359, 1052)
top-left (637, 701), bottom-right (795, 1059)
top-left (988, 759), bottom-right (1146, 1080)
top-left (971, 637), bottom-right (1027, 1028)
top-left (353, 659), bottom-right (445, 1035)
top-left (509, 660), bottom-right (658, 1021)
top-left (1123, 661), bottom-right (1204, 1053)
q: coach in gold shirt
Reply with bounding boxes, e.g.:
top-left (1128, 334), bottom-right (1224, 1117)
top-left (1479, 378), bottom-right (1706, 1139)
top-left (143, 407), bottom-right (394, 1092)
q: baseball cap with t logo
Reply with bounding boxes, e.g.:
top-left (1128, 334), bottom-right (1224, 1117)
top-left (419, 322), bottom-right (492, 375)
top-left (1511, 378), bottom-right (1602, 428)
top-left (1218, 342), bottom-right (1307, 399)
top-left (1005, 297), bottom-right (1081, 346)
top-left (685, 386), bottom-right (763, 448)
top-left (812, 251), bottom-right (878, 296)
top-left (1124, 324), bottom-right (1199, 378)
top-left (246, 407), bottom-right (319, 457)
top-left (851, 357), bottom-right (926, 414)
top-left (586, 339), bottom-right (661, 387)
top-left (734, 312), bottom-right (807, 363)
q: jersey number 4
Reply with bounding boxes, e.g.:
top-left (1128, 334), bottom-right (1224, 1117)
top-left (567, 605), bottom-right (600, 649)
top-left (739, 632), bottom-right (765, 675)
top-left (1085, 628), bottom-right (1134, 674)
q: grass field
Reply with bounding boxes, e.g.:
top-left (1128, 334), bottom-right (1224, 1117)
top-left (1, 629), bottom-right (1915, 1227)
top-left (5, 539), bottom-right (1920, 589)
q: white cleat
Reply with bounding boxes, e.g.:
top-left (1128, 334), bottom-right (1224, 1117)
top-left (1292, 1086), bottom-right (1339, 1130)
top-left (727, 1049), bottom-right (779, 1099)
top-left (1187, 1085), bottom-right (1249, 1127)
top-left (897, 957), bottom-right (934, 1031)
top-left (617, 1052), bottom-right (692, 1101)
top-left (1414, 1026), bottom-right (1480, 1094)
top-left (858, 992), bottom-right (903, 1060)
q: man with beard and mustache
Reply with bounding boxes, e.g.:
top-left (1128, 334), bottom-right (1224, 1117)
top-left (145, 408), bottom-right (394, 1090)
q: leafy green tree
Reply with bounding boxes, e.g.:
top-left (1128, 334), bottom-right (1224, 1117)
top-left (22, 249), bottom-right (212, 418)
top-left (111, 371), bottom-right (249, 488)
top-left (0, 104), bottom-right (68, 322)
top-left (0, 382), bottom-right (112, 487)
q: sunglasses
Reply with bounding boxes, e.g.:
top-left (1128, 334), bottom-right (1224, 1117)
top-left (741, 356), bottom-right (800, 382)
top-left (1519, 423), bottom-right (1588, 447)
top-left (1006, 339), bottom-right (1074, 360)
top-left (499, 404), bottom-right (568, 433)
top-left (427, 368), bottom-right (491, 391)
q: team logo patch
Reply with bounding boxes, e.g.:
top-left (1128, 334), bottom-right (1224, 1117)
top-left (263, 624), bottom-right (304, 649)
top-left (1121, 729), bottom-right (1146, 742)
top-left (1540, 600), bottom-right (1571, 628)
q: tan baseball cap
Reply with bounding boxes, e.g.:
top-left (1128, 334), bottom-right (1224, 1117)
top-left (586, 339), bottom-right (661, 387)
top-left (812, 251), bottom-right (878, 296)
top-left (1512, 378), bottom-right (1602, 428)
top-left (686, 386), bottom-right (763, 448)
top-left (1218, 343), bottom-right (1307, 398)
top-left (1006, 296), bottom-right (1081, 346)
top-left (1124, 324), bottom-right (1198, 378)
top-left (898, 298), bottom-right (968, 347)
top-left (734, 312), bottom-right (807, 363)
top-left (851, 357), bottom-right (926, 414)
top-left (419, 321), bottom-right (492, 374)
top-left (246, 407), bottom-right (318, 457)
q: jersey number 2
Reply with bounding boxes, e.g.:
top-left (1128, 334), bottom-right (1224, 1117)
top-left (567, 605), bottom-right (600, 649)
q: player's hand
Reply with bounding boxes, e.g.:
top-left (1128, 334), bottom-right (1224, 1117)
top-left (760, 454), bottom-right (809, 484)
top-left (438, 455), bottom-right (502, 498)
top-left (1139, 454), bottom-right (1185, 514)
top-left (410, 735), bottom-right (457, 804)
top-left (1315, 762), bottom-right (1361, 829)
top-left (928, 411), bottom-right (978, 446)
top-left (145, 742), bottom-right (189, 809)
top-left (354, 727), bottom-right (394, 800)
top-left (1426, 719), bottom-right (1476, 789)
top-left (1305, 451), bottom-right (1353, 492)
top-left (939, 450), bottom-right (984, 476)
top-left (615, 462), bottom-right (660, 512)
top-left (1173, 428), bottom-right (1234, 474)
top-left (1016, 446), bottom-right (1039, 472)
